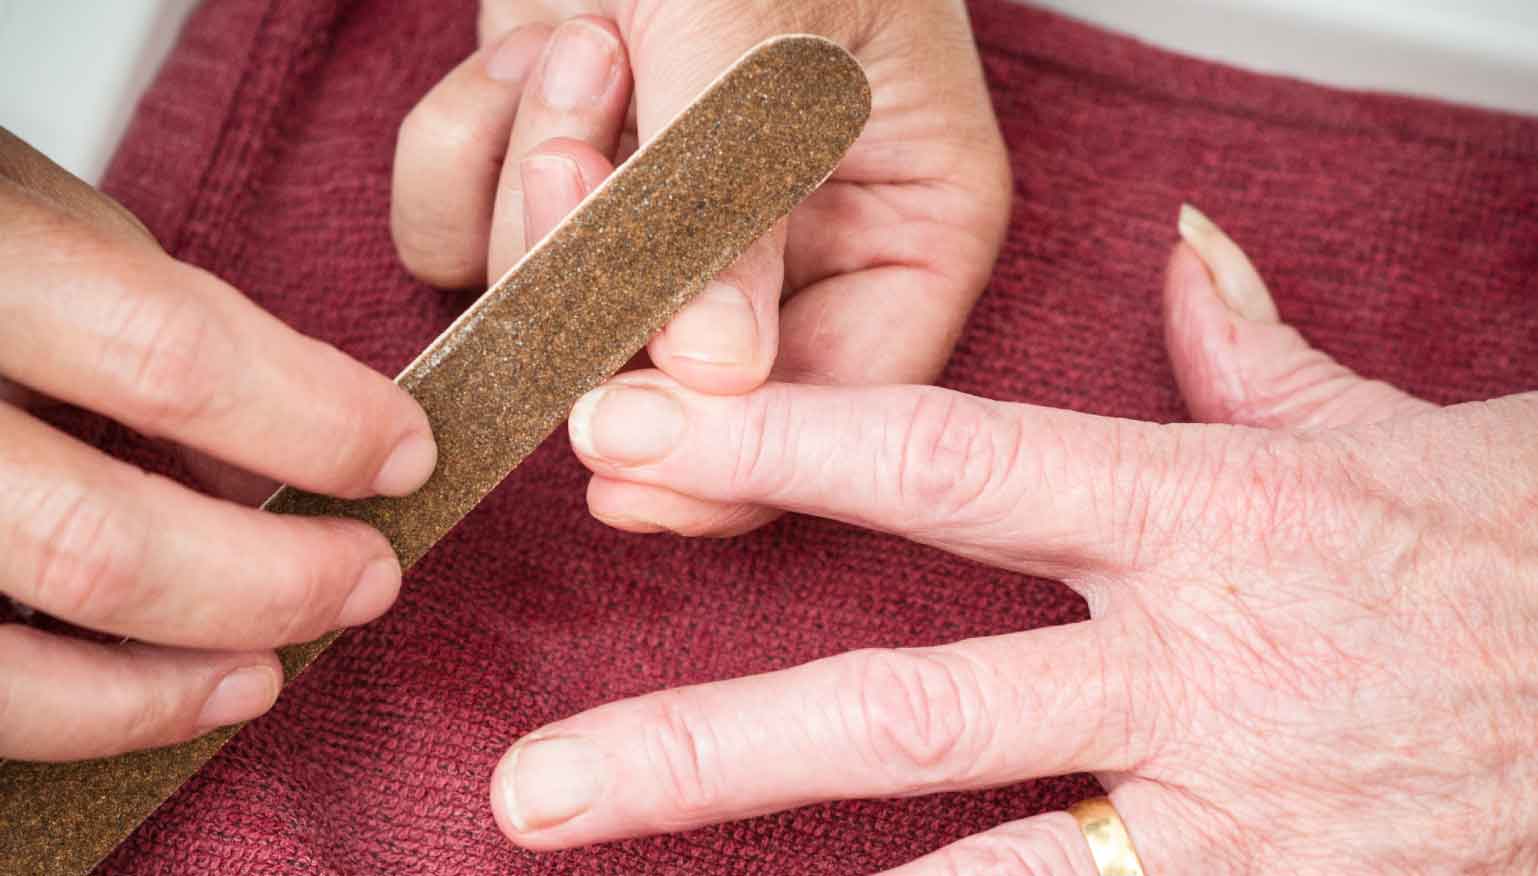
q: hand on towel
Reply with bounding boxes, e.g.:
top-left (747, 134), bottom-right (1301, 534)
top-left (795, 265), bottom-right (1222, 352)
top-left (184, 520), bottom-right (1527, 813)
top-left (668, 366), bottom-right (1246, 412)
top-left (493, 205), bottom-right (1538, 875)
top-left (390, 0), bottom-right (1012, 537)
top-left (0, 129), bottom-right (436, 761)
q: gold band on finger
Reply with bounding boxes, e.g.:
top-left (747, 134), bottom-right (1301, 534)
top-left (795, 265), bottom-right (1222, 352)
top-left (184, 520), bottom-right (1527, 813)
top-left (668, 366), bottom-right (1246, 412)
top-left (1069, 797), bottom-right (1148, 876)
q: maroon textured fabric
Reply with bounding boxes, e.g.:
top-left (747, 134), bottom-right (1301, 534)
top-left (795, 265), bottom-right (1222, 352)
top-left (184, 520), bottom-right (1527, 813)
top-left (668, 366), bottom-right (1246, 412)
top-left (83, 0), bottom-right (1537, 872)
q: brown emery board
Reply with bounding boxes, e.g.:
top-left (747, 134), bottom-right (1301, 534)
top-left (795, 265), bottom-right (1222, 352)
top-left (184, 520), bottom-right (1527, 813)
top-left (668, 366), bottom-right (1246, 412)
top-left (0, 35), bottom-right (870, 876)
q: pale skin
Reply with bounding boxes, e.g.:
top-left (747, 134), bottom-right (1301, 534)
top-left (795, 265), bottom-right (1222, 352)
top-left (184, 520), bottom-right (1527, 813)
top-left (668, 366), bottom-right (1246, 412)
top-left (408, 2), bottom-right (1534, 874)
top-left (1, 1), bottom-right (1533, 873)
top-left (0, 0), bottom-right (1006, 758)
top-left (0, 0), bottom-right (1004, 758)
top-left (0, 128), bottom-right (439, 760)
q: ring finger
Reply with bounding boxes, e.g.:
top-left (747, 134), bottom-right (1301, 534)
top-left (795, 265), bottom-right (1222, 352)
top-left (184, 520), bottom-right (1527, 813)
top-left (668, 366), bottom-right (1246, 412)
top-left (877, 791), bottom-right (1181, 876)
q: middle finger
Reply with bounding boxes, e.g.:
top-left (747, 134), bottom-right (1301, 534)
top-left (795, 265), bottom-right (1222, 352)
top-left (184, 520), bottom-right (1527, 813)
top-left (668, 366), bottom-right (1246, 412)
top-left (487, 15), bottom-right (631, 279)
top-left (488, 621), bottom-right (1146, 850)
top-left (0, 404), bottom-right (401, 650)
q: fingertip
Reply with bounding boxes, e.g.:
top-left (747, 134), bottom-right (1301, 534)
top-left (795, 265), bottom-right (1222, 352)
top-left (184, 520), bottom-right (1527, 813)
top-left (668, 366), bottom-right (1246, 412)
top-left (532, 16), bottom-right (627, 112)
top-left (586, 476), bottom-right (777, 537)
top-left (336, 553), bottom-right (403, 629)
top-left (392, 26), bottom-right (554, 290)
top-left (1163, 240), bottom-right (1249, 422)
top-left (490, 734), bottom-right (607, 846)
top-left (1162, 240), bottom-right (1221, 335)
top-left (194, 659), bottom-right (282, 732)
top-left (1175, 204), bottom-right (1279, 323)
top-left (518, 138), bottom-right (614, 255)
top-left (648, 279), bottom-right (776, 395)
top-left (525, 138), bottom-right (614, 189)
top-left (650, 229), bottom-right (786, 395)
top-left (371, 428), bottom-right (438, 497)
top-left (489, 738), bottom-right (548, 843)
top-left (586, 477), bottom-right (670, 534)
top-left (0, 628), bottom-right (288, 760)
top-left (254, 511), bottom-right (402, 645)
top-left (566, 380), bottom-right (686, 468)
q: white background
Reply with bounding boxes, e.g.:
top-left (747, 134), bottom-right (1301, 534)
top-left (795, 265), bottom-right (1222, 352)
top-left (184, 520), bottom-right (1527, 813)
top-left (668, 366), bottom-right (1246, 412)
top-left (2, 0), bottom-right (1537, 184)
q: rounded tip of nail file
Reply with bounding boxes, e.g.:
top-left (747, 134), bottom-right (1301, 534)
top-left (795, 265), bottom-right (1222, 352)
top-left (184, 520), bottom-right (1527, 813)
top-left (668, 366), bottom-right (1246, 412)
top-left (0, 35), bottom-right (870, 876)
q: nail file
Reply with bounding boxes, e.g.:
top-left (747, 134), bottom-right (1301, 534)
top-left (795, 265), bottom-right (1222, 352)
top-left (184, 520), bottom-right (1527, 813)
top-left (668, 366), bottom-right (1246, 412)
top-left (0, 35), bottom-right (870, 876)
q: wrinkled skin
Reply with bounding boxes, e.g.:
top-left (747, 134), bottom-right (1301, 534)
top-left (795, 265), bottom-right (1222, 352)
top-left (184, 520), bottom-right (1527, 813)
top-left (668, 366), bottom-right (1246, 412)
top-left (0, 129), bottom-right (437, 761)
top-left (523, 218), bottom-right (1537, 874)
top-left (391, 0), bottom-right (1012, 537)
top-left (461, 59), bottom-right (1538, 869)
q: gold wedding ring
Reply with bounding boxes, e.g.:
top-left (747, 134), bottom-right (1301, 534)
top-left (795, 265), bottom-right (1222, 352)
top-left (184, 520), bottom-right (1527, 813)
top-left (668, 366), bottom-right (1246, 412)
top-left (1069, 797), bottom-right (1148, 876)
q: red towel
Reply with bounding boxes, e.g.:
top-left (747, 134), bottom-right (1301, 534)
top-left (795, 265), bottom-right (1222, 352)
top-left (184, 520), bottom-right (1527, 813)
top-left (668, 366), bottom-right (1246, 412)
top-left (76, 0), bottom-right (1537, 872)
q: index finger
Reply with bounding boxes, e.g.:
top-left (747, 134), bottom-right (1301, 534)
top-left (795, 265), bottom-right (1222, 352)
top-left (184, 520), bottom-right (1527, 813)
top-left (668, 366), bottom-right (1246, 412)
top-left (0, 193), bottom-right (435, 499)
top-left (567, 373), bottom-right (1228, 578)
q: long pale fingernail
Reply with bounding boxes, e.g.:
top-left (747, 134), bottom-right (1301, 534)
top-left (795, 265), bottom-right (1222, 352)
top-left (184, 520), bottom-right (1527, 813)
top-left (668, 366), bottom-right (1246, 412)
top-left (1177, 204), bottom-right (1280, 323)
top-left (568, 385), bottom-right (685, 464)
top-left (373, 432), bottom-right (438, 496)
top-left (664, 281), bottom-right (758, 365)
top-left (338, 557), bottom-right (402, 628)
top-left (494, 736), bottom-right (606, 832)
top-left (197, 666), bottom-right (279, 731)
top-left (485, 25), bottom-right (550, 83)
top-left (540, 20), bottom-right (619, 109)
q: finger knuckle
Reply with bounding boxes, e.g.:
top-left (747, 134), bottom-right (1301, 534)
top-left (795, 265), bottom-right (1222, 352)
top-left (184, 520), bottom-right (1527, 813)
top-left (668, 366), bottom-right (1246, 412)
top-left (728, 385), bottom-right (799, 498)
top-left (848, 647), bottom-right (983, 783)
top-left (11, 480), bottom-right (147, 623)
top-left (1110, 423), bottom-right (1316, 566)
top-left (391, 107), bottom-right (492, 286)
top-left (888, 389), bottom-right (1017, 525)
top-left (388, 202), bottom-right (483, 288)
top-left (390, 216), bottom-right (482, 287)
top-left (308, 348), bottom-right (385, 487)
top-left (261, 524), bottom-right (345, 645)
top-left (1231, 435), bottom-right (1329, 542)
top-left (1178, 431), bottom-right (1329, 560)
top-left (638, 691), bottom-right (724, 822)
top-left (399, 99), bottom-right (486, 164)
top-left (116, 665), bottom-right (180, 747)
top-left (98, 279), bottom-right (229, 432)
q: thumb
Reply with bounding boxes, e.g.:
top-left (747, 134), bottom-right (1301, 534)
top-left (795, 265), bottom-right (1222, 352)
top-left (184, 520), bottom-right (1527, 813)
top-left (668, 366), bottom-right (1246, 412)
top-left (615, 3), bottom-right (860, 142)
top-left (615, 4), bottom-right (850, 395)
top-left (1164, 205), bottom-right (1434, 430)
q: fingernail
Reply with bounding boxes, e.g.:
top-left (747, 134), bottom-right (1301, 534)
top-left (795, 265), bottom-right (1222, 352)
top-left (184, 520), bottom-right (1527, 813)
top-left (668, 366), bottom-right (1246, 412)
top-left (664, 281), bottom-right (758, 365)
top-left (568, 385), bottom-right (685, 465)
top-left (338, 557), bottom-right (402, 628)
top-left (520, 154), bottom-right (585, 243)
top-left (485, 25), bottom-right (549, 83)
top-left (494, 736), bottom-right (606, 832)
top-left (1177, 204), bottom-right (1280, 323)
top-left (374, 432), bottom-right (438, 496)
top-left (540, 20), bottom-right (619, 109)
top-left (197, 666), bottom-right (279, 731)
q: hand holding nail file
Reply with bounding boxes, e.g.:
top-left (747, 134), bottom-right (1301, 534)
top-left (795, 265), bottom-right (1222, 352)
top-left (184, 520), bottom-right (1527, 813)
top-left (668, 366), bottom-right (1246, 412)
top-left (0, 35), bottom-right (870, 876)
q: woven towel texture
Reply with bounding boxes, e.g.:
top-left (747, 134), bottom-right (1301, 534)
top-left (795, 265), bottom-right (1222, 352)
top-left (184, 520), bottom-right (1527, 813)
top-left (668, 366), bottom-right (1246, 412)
top-left (80, 0), bottom-right (1538, 872)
